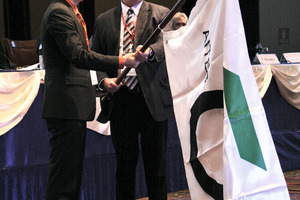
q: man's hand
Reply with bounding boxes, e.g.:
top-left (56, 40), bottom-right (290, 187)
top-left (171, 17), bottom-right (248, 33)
top-left (124, 53), bottom-right (140, 68)
top-left (103, 78), bottom-right (122, 93)
top-left (135, 45), bottom-right (151, 62)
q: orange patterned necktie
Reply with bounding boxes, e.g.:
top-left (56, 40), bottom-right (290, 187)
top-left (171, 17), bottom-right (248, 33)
top-left (75, 9), bottom-right (99, 85)
top-left (75, 10), bottom-right (90, 51)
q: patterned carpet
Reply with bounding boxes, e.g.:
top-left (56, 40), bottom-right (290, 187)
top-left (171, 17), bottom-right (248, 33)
top-left (285, 169), bottom-right (300, 200)
top-left (137, 169), bottom-right (300, 200)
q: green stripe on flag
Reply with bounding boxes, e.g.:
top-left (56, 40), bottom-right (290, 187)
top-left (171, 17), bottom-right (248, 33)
top-left (223, 67), bottom-right (266, 170)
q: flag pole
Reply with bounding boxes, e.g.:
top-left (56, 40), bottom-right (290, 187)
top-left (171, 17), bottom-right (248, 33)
top-left (101, 0), bottom-right (187, 102)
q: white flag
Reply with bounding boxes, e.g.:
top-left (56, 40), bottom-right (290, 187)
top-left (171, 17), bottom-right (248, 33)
top-left (163, 0), bottom-right (290, 199)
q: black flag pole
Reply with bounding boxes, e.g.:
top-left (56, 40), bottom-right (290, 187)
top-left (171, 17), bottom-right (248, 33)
top-left (101, 0), bottom-right (187, 102)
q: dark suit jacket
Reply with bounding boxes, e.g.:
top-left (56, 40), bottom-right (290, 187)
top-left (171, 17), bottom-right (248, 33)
top-left (92, 1), bottom-right (174, 122)
top-left (40, 0), bottom-right (121, 121)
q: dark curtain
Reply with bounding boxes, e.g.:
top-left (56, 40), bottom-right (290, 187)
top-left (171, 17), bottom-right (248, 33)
top-left (181, 0), bottom-right (259, 61)
top-left (2, 0), bottom-right (95, 40)
top-left (239, 0), bottom-right (260, 61)
top-left (78, 0), bottom-right (95, 38)
top-left (3, 0), bottom-right (31, 40)
top-left (182, 0), bottom-right (197, 17)
top-left (2, 0), bottom-right (259, 54)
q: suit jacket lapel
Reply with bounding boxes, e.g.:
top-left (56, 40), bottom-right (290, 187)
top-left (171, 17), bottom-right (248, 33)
top-left (58, 0), bottom-right (88, 50)
top-left (112, 6), bottom-right (122, 55)
top-left (134, 2), bottom-right (151, 48)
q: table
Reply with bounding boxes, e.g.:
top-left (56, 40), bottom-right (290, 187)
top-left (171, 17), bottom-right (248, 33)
top-left (0, 70), bottom-right (187, 199)
top-left (0, 66), bottom-right (299, 199)
top-left (252, 64), bottom-right (300, 172)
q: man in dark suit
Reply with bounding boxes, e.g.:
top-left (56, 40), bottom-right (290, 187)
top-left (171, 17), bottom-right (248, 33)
top-left (91, 0), bottom-right (174, 199)
top-left (40, 0), bottom-right (145, 199)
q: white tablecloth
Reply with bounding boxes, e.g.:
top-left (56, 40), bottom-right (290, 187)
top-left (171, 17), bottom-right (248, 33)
top-left (0, 64), bottom-right (299, 136)
top-left (252, 64), bottom-right (300, 109)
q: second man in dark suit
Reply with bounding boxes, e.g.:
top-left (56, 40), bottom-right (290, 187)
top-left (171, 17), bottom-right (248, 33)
top-left (91, 0), bottom-right (174, 199)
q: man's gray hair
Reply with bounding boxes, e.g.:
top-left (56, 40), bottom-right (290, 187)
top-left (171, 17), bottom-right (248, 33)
top-left (173, 12), bottom-right (188, 21)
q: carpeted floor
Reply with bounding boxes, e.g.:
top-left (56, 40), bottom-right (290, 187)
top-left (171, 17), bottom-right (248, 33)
top-left (137, 169), bottom-right (300, 200)
top-left (285, 169), bottom-right (300, 200)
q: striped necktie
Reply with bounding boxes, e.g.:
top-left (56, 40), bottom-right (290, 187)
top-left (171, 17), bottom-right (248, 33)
top-left (123, 8), bottom-right (138, 90)
top-left (123, 8), bottom-right (134, 53)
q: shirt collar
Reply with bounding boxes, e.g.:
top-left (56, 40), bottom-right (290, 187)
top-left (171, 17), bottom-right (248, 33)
top-left (121, 0), bottom-right (143, 17)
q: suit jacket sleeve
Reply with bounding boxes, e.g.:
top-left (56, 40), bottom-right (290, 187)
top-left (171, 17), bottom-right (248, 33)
top-left (147, 7), bottom-right (171, 62)
top-left (91, 9), bottom-right (120, 80)
top-left (46, 6), bottom-right (119, 74)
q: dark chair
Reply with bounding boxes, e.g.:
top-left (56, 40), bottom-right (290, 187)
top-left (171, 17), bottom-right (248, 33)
top-left (2, 38), bottom-right (38, 67)
top-left (0, 42), bottom-right (13, 69)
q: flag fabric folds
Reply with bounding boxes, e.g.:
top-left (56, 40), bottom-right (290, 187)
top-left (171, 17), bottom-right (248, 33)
top-left (163, 0), bottom-right (290, 199)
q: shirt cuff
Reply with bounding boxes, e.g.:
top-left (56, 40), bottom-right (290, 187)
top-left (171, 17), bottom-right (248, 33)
top-left (96, 78), bottom-right (106, 92)
top-left (146, 48), bottom-right (155, 63)
top-left (119, 56), bottom-right (125, 69)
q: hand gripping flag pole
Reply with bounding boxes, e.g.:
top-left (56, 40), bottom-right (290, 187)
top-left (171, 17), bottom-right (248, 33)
top-left (101, 0), bottom-right (187, 102)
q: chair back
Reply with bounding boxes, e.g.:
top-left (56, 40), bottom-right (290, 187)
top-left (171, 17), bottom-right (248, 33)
top-left (2, 38), bottom-right (38, 67)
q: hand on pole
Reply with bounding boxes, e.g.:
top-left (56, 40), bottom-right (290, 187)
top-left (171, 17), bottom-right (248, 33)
top-left (123, 53), bottom-right (140, 68)
top-left (103, 78), bottom-right (122, 93)
top-left (135, 45), bottom-right (151, 62)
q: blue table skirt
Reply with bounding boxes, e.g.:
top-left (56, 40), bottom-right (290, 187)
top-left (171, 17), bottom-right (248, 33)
top-left (1, 77), bottom-right (299, 199)
top-left (0, 84), bottom-right (188, 200)
top-left (262, 78), bottom-right (300, 172)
